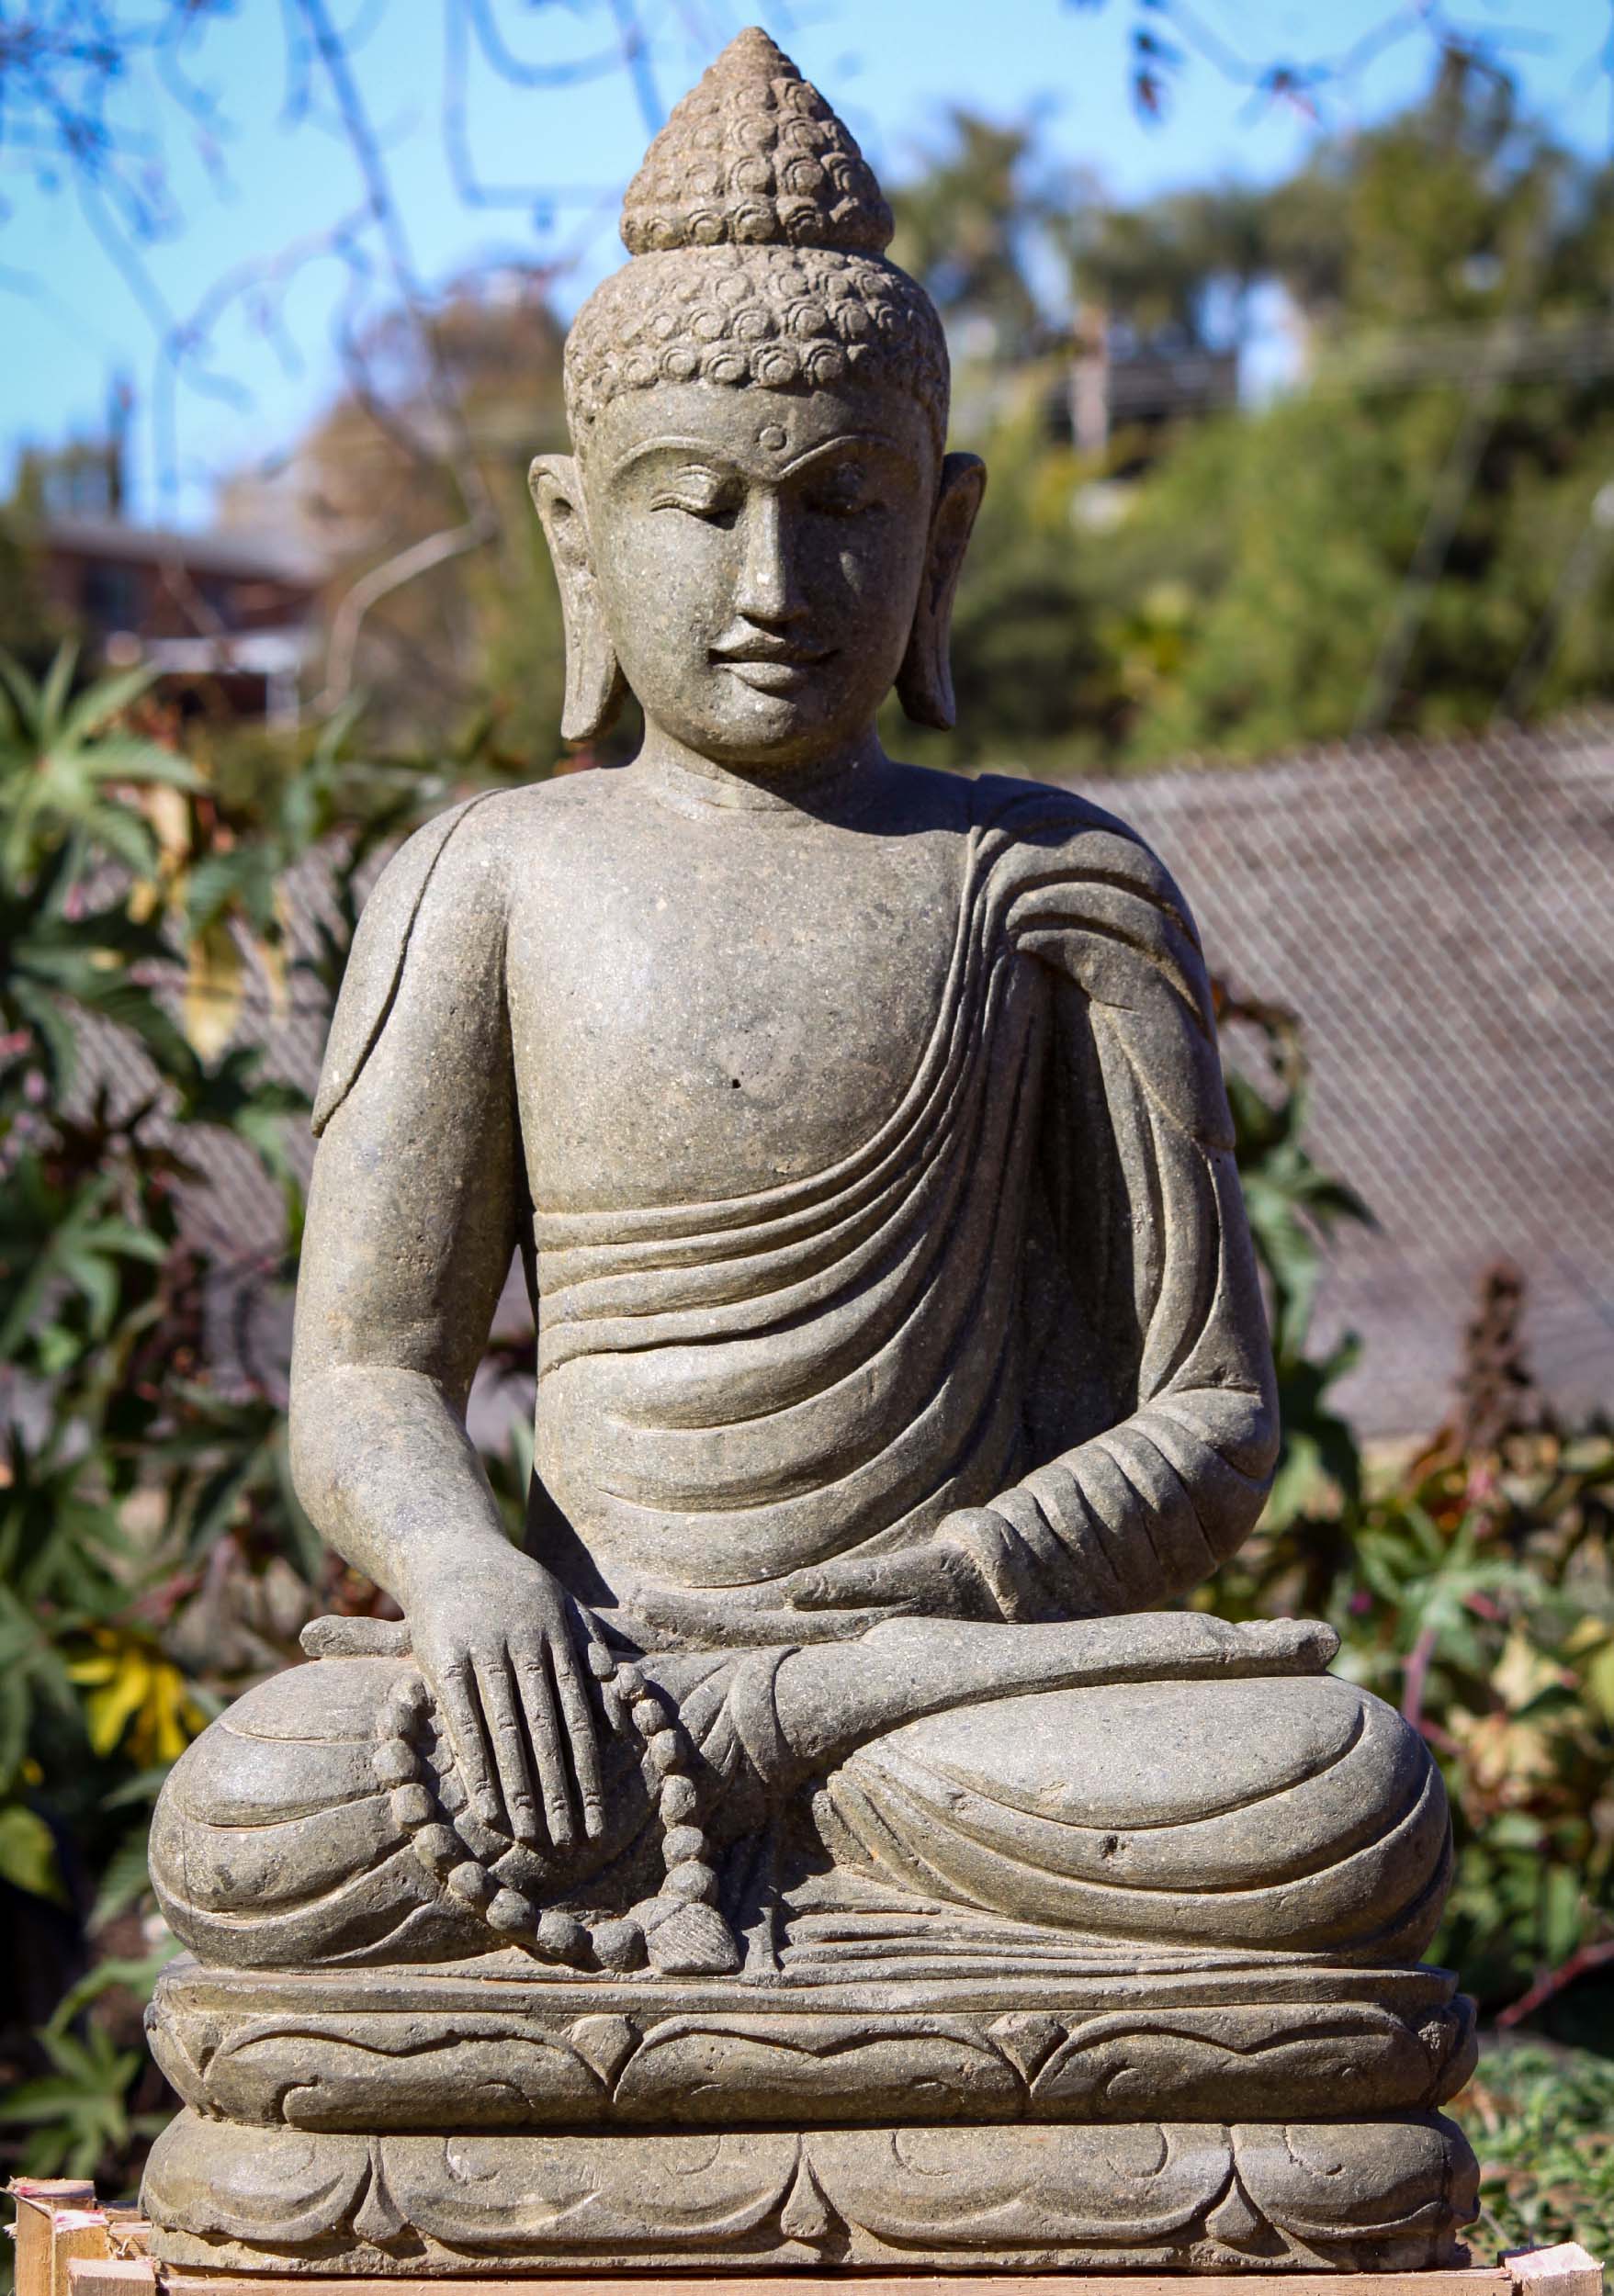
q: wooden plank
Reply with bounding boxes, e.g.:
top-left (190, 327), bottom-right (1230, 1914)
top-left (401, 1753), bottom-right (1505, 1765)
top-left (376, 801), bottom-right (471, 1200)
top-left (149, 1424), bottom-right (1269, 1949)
top-left (8, 2186), bottom-right (98, 2296)
top-left (68, 2262), bottom-right (158, 2296)
top-left (152, 2271), bottom-right (1519, 2296)
top-left (47, 2210), bottom-right (113, 2296)
top-left (1507, 2250), bottom-right (1605, 2296)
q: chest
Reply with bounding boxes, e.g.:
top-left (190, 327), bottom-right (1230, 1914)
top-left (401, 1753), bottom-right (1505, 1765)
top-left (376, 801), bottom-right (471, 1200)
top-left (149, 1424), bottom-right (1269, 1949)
top-left (506, 808), bottom-right (965, 1210)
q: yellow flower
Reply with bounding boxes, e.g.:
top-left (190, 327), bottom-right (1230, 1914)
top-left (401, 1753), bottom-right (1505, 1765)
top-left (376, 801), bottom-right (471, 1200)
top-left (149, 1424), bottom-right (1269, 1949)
top-left (68, 1628), bottom-right (205, 1765)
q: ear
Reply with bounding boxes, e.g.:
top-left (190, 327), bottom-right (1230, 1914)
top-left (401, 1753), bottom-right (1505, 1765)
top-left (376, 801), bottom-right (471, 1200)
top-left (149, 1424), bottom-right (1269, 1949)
top-left (897, 451), bottom-right (986, 732)
top-left (529, 453), bottom-right (626, 743)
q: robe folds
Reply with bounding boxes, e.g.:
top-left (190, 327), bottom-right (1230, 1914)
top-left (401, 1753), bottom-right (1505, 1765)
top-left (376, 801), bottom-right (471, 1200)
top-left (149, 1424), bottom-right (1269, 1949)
top-left (312, 770), bottom-right (1278, 1642)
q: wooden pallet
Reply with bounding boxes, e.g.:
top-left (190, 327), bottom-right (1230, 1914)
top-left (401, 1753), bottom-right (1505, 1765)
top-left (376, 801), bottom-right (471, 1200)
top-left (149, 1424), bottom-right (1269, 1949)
top-left (6, 2181), bottom-right (1606, 2296)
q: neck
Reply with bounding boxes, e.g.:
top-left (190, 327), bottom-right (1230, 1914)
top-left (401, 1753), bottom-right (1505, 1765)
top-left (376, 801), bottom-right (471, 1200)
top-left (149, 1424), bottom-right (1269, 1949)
top-left (633, 722), bottom-right (886, 813)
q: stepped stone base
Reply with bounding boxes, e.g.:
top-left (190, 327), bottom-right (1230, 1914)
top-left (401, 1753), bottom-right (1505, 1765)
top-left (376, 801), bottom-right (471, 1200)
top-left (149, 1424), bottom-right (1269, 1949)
top-left (142, 2110), bottom-right (1479, 2275)
top-left (142, 1956), bottom-right (1480, 2274)
top-left (146, 1956), bottom-right (1476, 2133)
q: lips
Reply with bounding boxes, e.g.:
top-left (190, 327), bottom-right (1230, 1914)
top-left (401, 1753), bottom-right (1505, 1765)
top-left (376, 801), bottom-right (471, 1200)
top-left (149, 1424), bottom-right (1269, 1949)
top-left (710, 641), bottom-right (834, 695)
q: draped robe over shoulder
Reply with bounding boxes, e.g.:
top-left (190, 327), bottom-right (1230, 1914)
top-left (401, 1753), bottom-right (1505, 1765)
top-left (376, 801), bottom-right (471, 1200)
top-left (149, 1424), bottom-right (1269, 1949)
top-left (508, 771), bottom-right (1279, 1644)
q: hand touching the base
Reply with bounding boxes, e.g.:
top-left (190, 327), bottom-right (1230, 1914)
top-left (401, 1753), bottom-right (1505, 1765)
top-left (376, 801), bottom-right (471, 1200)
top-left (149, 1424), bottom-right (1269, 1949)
top-left (409, 1547), bottom-right (607, 1850)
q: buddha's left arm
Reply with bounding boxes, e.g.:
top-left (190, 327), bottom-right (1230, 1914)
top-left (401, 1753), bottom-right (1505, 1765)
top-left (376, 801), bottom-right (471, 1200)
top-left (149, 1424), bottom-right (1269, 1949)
top-left (932, 796), bottom-right (1280, 1623)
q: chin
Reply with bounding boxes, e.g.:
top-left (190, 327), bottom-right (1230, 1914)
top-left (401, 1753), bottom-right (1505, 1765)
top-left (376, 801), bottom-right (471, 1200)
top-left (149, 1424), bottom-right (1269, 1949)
top-left (695, 694), bottom-right (860, 769)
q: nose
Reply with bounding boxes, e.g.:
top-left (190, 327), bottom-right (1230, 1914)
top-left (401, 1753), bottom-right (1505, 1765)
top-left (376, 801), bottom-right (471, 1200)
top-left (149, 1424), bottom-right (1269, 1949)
top-left (734, 489), bottom-right (805, 626)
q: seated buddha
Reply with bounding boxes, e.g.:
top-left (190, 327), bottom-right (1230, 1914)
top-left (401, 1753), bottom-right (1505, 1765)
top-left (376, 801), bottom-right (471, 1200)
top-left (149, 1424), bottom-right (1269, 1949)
top-left (142, 30), bottom-right (1472, 2278)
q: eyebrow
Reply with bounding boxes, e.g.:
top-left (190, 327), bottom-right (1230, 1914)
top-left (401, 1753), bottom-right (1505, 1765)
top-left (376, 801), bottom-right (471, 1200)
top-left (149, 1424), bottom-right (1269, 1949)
top-left (607, 431), bottom-right (910, 482)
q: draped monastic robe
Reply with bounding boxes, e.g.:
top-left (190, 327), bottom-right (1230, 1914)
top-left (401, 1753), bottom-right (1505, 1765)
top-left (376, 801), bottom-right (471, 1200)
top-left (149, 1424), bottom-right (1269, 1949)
top-left (149, 762), bottom-right (1450, 1974)
top-left (307, 764), bottom-right (1278, 1646)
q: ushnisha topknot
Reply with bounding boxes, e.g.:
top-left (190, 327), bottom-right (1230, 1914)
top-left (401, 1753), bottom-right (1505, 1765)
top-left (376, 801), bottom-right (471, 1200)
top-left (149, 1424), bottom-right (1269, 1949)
top-left (564, 28), bottom-right (948, 450)
top-left (620, 25), bottom-right (892, 256)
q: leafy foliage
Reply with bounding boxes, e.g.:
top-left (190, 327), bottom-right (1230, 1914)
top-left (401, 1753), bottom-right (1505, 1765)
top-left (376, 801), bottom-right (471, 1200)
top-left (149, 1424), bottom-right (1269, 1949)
top-left (888, 51), bottom-right (1614, 771)
top-left (0, 1953), bottom-right (176, 2180)
top-left (0, 649), bottom-right (447, 2197)
top-left (1217, 997), bottom-right (1614, 2029)
top-left (1452, 2041), bottom-right (1614, 2257)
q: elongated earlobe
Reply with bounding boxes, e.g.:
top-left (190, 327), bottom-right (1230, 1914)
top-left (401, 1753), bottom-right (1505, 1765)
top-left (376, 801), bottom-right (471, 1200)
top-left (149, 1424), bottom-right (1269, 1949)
top-left (529, 454), bottom-right (627, 743)
top-left (897, 452), bottom-right (986, 732)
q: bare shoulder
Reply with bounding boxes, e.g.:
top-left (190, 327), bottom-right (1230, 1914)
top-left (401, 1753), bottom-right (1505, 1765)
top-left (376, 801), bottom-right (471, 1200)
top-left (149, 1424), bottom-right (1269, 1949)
top-left (470, 764), bottom-right (644, 872)
top-left (313, 783), bottom-right (559, 1137)
top-left (423, 772), bottom-right (598, 864)
top-left (377, 771), bottom-right (617, 905)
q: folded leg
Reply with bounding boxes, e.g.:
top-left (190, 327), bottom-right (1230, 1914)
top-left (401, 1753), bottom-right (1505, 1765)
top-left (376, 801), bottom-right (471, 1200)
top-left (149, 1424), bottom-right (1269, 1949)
top-left (817, 1670), bottom-right (1450, 1963)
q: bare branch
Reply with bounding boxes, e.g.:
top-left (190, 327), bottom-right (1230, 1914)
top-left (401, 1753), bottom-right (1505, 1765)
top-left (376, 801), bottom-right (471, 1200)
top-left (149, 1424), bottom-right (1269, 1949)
top-left (608, 0), bottom-right (663, 137)
top-left (292, 0), bottom-right (496, 524)
top-left (443, 0), bottom-right (620, 217)
top-left (1071, 0), bottom-right (1546, 128)
top-left (288, 0), bottom-right (520, 692)
top-left (331, 264), bottom-right (447, 472)
top-left (315, 512), bottom-right (499, 710)
top-left (463, 0), bottom-right (625, 90)
top-left (1495, 1937), bottom-right (1614, 2028)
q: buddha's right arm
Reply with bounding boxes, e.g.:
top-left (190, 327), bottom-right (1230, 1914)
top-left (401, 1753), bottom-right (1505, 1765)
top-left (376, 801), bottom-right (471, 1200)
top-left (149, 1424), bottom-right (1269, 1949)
top-left (289, 1052), bottom-right (516, 1606)
top-left (288, 798), bottom-right (605, 1848)
top-left (288, 796), bottom-right (518, 1605)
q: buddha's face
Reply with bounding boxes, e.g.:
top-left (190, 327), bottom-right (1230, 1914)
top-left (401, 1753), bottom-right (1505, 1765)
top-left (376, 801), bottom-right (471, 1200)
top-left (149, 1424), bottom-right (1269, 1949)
top-left (570, 380), bottom-right (942, 771)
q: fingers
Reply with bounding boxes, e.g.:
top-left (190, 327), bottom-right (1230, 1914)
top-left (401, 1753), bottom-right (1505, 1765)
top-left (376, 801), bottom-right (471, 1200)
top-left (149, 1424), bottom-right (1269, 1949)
top-left (512, 1640), bottom-right (575, 1849)
top-left (1158, 1615), bottom-right (1339, 1677)
top-left (421, 1584), bottom-right (616, 1858)
top-left (788, 1547), bottom-right (972, 1613)
top-left (551, 1626), bottom-right (605, 1842)
top-left (1243, 1617), bottom-right (1339, 1671)
top-left (474, 1650), bottom-right (538, 1843)
top-left (435, 1659), bottom-right (500, 1826)
top-left (788, 1565), bottom-right (858, 1608)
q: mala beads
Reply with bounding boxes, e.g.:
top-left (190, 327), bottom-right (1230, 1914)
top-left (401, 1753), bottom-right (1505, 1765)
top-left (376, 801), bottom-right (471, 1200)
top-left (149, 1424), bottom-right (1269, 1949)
top-left (370, 1644), bottom-right (739, 1975)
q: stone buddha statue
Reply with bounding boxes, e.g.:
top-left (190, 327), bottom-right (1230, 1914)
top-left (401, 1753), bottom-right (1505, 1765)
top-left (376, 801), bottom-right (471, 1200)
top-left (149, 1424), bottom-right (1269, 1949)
top-left (141, 31), bottom-right (1477, 2277)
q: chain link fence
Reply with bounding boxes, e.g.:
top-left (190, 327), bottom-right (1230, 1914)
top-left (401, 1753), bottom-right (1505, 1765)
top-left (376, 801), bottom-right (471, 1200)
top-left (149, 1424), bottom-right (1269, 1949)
top-left (1108, 715), bottom-right (1614, 1434)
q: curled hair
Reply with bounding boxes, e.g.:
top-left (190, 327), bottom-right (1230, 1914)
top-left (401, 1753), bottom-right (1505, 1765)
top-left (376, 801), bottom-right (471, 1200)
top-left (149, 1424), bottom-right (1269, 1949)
top-left (619, 35), bottom-right (893, 258)
top-left (564, 244), bottom-right (949, 453)
top-left (562, 29), bottom-right (949, 455)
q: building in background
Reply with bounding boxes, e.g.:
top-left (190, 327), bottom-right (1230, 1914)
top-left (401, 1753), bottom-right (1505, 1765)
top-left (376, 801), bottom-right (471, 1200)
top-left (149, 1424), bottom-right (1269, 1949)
top-left (10, 391), bottom-right (324, 725)
top-left (1065, 316), bottom-right (1241, 468)
top-left (38, 518), bottom-right (322, 726)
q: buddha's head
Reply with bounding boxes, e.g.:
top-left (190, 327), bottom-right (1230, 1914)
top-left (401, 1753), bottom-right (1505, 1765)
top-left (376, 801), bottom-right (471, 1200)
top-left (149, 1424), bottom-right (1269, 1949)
top-left (531, 28), bottom-right (984, 772)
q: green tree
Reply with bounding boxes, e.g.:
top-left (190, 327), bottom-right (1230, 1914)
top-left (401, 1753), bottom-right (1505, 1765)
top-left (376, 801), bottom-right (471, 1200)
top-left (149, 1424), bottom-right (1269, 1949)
top-left (889, 110), bottom-right (1058, 366)
top-left (884, 49), bottom-right (1614, 772)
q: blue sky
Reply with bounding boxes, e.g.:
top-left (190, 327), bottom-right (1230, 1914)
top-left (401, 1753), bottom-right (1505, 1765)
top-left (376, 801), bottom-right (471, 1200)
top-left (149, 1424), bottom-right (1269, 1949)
top-left (6, 0), bottom-right (1612, 524)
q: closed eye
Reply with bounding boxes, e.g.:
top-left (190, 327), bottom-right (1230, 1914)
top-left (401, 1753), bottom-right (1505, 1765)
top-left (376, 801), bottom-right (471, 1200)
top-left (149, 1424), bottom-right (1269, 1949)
top-left (649, 467), bottom-right (739, 524)
top-left (810, 480), bottom-right (886, 519)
